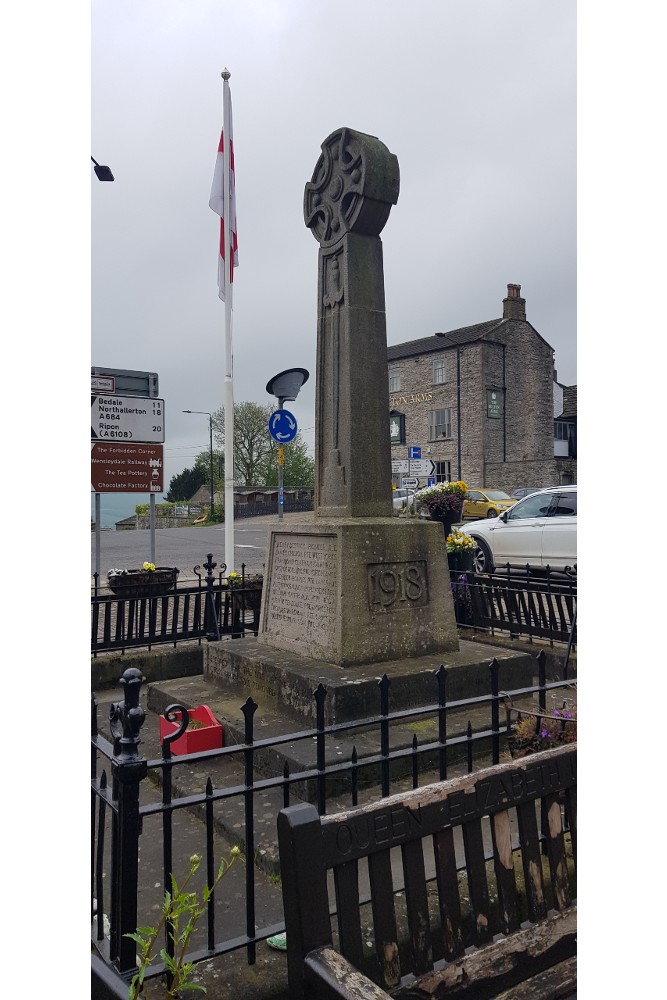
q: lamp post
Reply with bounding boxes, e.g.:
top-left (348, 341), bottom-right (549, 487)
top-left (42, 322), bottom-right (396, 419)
top-left (266, 368), bottom-right (309, 520)
top-left (183, 410), bottom-right (214, 520)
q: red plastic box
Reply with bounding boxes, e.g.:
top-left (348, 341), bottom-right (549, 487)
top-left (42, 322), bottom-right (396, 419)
top-left (159, 704), bottom-right (223, 755)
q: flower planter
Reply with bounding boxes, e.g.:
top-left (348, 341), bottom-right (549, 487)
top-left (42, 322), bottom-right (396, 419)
top-left (107, 566), bottom-right (179, 598)
top-left (159, 705), bottom-right (223, 755)
top-left (505, 701), bottom-right (576, 759)
top-left (230, 585), bottom-right (263, 613)
top-left (424, 496), bottom-right (464, 536)
top-left (447, 550), bottom-right (474, 573)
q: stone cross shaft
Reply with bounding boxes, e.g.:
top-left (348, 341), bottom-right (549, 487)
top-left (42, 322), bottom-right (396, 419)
top-left (304, 127), bottom-right (399, 517)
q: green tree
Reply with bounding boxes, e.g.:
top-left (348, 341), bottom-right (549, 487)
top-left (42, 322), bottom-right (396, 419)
top-left (164, 465), bottom-right (206, 502)
top-left (211, 400), bottom-right (314, 487)
top-left (212, 401), bottom-right (274, 486)
top-left (264, 436), bottom-right (314, 487)
top-left (194, 449), bottom-right (225, 496)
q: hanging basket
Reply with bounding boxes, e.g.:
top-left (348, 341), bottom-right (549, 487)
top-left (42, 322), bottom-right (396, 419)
top-left (107, 567), bottom-right (179, 598)
top-left (426, 495), bottom-right (464, 535)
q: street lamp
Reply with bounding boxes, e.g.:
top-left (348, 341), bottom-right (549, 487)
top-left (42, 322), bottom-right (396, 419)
top-left (183, 410), bottom-right (214, 519)
top-left (266, 368), bottom-right (309, 520)
top-left (91, 156), bottom-right (114, 181)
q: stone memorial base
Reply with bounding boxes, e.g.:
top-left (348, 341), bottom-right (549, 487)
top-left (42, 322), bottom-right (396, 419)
top-left (202, 636), bottom-right (535, 726)
top-left (256, 517), bottom-right (459, 667)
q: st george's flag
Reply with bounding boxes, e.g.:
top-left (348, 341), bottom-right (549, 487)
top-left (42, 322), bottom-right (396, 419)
top-left (209, 84), bottom-right (238, 301)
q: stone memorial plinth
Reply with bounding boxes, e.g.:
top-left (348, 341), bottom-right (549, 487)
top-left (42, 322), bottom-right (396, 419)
top-left (258, 518), bottom-right (456, 666)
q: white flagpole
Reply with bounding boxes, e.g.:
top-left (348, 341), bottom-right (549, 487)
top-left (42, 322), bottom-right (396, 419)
top-left (221, 68), bottom-right (235, 574)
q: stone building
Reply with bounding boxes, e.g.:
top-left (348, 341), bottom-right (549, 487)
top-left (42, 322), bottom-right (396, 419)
top-left (387, 284), bottom-right (576, 492)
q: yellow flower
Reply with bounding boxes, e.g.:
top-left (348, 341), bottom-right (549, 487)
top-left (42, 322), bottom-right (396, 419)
top-left (142, 561), bottom-right (156, 572)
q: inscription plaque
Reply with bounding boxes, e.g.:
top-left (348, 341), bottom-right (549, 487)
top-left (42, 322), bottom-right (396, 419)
top-left (367, 560), bottom-right (429, 611)
top-left (265, 534), bottom-right (338, 654)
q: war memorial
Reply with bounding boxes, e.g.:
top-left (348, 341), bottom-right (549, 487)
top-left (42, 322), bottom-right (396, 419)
top-left (200, 127), bottom-right (532, 721)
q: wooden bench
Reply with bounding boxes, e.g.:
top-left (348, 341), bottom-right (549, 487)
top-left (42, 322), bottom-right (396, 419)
top-left (278, 744), bottom-right (576, 999)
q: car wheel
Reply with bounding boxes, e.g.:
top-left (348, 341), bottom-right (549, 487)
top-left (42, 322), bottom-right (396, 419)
top-left (486, 509), bottom-right (498, 518)
top-left (472, 537), bottom-right (494, 574)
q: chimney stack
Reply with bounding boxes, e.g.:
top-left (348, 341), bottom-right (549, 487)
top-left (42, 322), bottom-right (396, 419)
top-left (503, 283), bottom-right (526, 321)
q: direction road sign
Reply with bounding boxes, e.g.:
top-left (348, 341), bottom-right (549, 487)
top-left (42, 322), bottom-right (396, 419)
top-left (91, 367), bottom-right (159, 397)
top-left (402, 477), bottom-right (419, 489)
top-left (268, 408), bottom-right (297, 442)
top-left (91, 395), bottom-right (165, 443)
top-left (392, 459), bottom-right (409, 474)
top-left (91, 443), bottom-right (164, 493)
top-left (408, 458), bottom-right (435, 477)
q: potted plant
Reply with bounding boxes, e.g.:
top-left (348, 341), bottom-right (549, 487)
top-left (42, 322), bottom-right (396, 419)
top-left (414, 480), bottom-right (468, 536)
top-left (445, 528), bottom-right (476, 572)
top-left (506, 700), bottom-right (577, 759)
top-left (159, 705), bottom-right (224, 755)
top-left (107, 562), bottom-right (179, 598)
top-left (226, 571), bottom-right (263, 613)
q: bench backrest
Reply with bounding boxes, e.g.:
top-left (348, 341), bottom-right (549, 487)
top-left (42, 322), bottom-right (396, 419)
top-left (278, 744), bottom-right (576, 996)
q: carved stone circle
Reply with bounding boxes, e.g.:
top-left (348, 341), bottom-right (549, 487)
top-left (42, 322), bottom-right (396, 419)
top-left (304, 127), bottom-right (400, 247)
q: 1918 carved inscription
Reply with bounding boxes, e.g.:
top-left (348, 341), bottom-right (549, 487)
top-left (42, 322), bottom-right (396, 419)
top-left (367, 560), bottom-right (429, 611)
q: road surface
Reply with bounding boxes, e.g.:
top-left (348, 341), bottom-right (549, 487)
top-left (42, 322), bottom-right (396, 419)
top-left (91, 514), bottom-right (309, 582)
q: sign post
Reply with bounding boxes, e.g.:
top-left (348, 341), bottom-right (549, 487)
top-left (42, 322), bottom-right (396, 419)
top-left (91, 367), bottom-right (164, 580)
top-left (268, 408), bottom-right (298, 520)
top-left (266, 367), bottom-right (309, 522)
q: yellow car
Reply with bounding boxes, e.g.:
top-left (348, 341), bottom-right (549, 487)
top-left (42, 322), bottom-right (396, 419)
top-left (462, 488), bottom-right (517, 520)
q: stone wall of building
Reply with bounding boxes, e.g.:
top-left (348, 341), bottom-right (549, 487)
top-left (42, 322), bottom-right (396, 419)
top-left (485, 458), bottom-right (577, 492)
top-left (388, 319), bottom-right (558, 489)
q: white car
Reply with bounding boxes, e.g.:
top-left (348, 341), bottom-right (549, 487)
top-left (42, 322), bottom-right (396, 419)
top-left (392, 487), bottom-right (417, 511)
top-left (459, 485), bottom-right (576, 573)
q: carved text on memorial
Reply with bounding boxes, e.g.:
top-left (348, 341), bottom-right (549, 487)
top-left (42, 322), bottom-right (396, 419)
top-left (266, 535), bottom-right (337, 648)
top-left (367, 561), bottom-right (429, 611)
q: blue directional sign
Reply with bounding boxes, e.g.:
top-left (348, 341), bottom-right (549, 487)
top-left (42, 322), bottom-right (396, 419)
top-left (409, 446), bottom-right (421, 459)
top-left (268, 408), bottom-right (298, 443)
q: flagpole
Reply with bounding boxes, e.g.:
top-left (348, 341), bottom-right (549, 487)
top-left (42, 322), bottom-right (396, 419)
top-left (221, 68), bottom-right (235, 573)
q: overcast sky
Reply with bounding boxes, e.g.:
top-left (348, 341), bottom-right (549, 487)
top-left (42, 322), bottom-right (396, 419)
top-left (91, 0), bottom-right (576, 492)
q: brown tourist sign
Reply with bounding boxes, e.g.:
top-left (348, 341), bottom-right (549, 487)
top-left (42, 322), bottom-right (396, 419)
top-left (91, 442), bottom-right (164, 493)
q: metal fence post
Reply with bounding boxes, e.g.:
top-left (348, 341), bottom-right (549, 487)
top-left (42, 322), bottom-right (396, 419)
top-left (109, 667), bottom-right (148, 973)
top-left (203, 553), bottom-right (222, 641)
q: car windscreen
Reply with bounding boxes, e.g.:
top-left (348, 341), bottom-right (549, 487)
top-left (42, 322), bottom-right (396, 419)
top-left (506, 493), bottom-right (554, 519)
top-left (484, 490), bottom-right (512, 500)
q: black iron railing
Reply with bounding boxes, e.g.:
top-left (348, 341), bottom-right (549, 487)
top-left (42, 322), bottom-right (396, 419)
top-left (93, 558), bottom-right (576, 657)
top-left (450, 564), bottom-right (577, 649)
top-left (233, 497), bottom-right (313, 518)
top-left (91, 653), bottom-right (575, 982)
top-left (91, 557), bottom-right (262, 655)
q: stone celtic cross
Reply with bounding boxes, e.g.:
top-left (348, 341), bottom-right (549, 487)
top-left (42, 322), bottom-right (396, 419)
top-left (304, 127), bottom-right (399, 517)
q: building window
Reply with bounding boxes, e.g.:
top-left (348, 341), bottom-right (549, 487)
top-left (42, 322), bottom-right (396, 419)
top-left (554, 420), bottom-right (571, 440)
top-left (429, 408), bottom-right (452, 440)
top-left (434, 460), bottom-right (451, 483)
top-left (433, 358), bottom-right (446, 384)
top-left (389, 365), bottom-right (401, 392)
